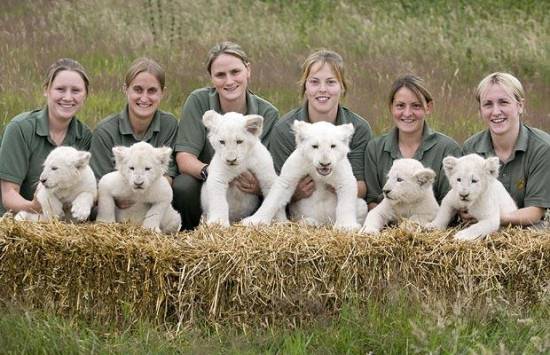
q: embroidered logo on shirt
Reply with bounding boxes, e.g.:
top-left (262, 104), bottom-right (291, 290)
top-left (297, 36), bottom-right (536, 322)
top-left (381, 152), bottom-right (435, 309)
top-left (515, 179), bottom-right (525, 191)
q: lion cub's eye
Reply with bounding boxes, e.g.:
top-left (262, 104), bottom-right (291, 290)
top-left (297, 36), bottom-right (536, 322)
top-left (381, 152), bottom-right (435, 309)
top-left (312, 144), bottom-right (319, 149)
top-left (236, 140), bottom-right (243, 144)
top-left (330, 144), bottom-right (336, 148)
top-left (396, 177), bottom-right (403, 182)
top-left (129, 167), bottom-right (135, 171)
top-left (219, 140), bottom-right (225, 145)
top-left (51, 166), bottom-right (58, 171)
top-left (457, 178), bottom-right (461, 182)
top-left (471, 178), bottom-right (478, 183)
top-left (145, 167), bottom-right (151, 171)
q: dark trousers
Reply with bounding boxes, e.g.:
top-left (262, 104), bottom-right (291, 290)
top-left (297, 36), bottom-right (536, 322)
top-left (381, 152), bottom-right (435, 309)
top-left (172, 173), bottom-right (203, 230)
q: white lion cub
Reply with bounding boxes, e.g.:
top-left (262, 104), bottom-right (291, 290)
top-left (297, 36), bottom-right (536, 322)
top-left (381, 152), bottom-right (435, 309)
top-left (15, 146), bottom-right (97, 222)
top-left (426, 154), bottom-right (517, 241)
top-left (96, 142), bottom-right (181, 233)
top-left (360, 159), bottom-right (438, 235)
top-left (242, 120), bottom-right (364, 231)
top-left (200, 110), bottom-right (286, 226)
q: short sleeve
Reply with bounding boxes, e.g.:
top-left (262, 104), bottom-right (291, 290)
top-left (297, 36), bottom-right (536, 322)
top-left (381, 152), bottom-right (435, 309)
top-left (364, 140), bottom-right (383, 204)
top-left (90, 128), bottom-right (116, 179)
top-left (268, 122), bottom-right (296, 174)
top-left (174, 93), bottom-right (208, 156)
top-left (0, 121), bottom-right (31, 185)
top-left (348, 120), bottom-right (372, 181)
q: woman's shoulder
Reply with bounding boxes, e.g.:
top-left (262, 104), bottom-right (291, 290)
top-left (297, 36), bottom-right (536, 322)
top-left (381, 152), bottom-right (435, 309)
top-left (249, 91), bottom-right (278, 114)
top-left (429, 129), bottom-right (460, 148)
top-left (158, 110), bottom-right (177, 122)
top-left (7, 109), bottom-right (42, 127)
top-left (525, 125), bottom-right (550, 147)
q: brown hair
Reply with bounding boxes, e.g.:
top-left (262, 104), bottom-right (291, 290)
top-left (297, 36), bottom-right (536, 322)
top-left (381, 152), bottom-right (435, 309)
top-left (43, 58), bottom-right (90, 94)
top-left (205, 41), bottom-right (250, 74)
top-left (388, 74), bottom-right (433, 110)
top-left (124, 57), bottom-right (165, 90)
top-left (475, 72), bottom-right (524, 104)
top-left (299, 49), bottom-right (348, 98)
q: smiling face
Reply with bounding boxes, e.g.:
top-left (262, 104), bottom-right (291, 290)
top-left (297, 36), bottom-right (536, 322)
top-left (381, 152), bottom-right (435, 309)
top-left (210, 53), bottom-right (250, 107)
top-left (305, 62), bottom-right (342, 121)
top-left (44, 70), bottom-right (87, 123)
top-left (391, 86), bottom-right (431, 136)
top-left (479, 83), bottom-right (523, 137)
top-left (125, 71), bottom-right (163, 122)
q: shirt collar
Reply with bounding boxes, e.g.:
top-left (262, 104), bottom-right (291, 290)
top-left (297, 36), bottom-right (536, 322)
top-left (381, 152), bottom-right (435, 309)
top-left (475, 123), bottom-right (528, 155)
top-left (37, 108), bottom-right (82, 143)
top-left (119, 105), bottom-right (161, 140)
top-left (383, 122), bottom-right (435, 159)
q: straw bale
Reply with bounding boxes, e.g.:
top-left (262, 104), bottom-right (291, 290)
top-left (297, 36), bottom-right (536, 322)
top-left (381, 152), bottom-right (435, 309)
top-left (0, 217), bottom-right (548, 327)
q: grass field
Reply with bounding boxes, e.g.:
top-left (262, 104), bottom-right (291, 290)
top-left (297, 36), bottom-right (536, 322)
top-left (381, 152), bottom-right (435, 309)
top-left (1, 0), bottom-right (549, 141)
top-left (1, 0), bottom-right (549, 352)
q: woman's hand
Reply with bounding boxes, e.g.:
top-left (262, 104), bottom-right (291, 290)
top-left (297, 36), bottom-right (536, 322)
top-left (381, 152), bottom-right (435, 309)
top-left (231, 171), bottom-right (261, 195)
top-left (291, 176), bottom-right (316, 202)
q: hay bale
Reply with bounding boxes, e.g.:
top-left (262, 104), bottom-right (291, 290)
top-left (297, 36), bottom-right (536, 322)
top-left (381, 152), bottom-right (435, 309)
top-left (0, 217), bottom-right (548, 327)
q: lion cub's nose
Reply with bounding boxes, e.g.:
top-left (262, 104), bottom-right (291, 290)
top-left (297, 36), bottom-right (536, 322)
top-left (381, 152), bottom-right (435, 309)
top-left (40, 178), bottom-right (47, 184)
top-left (320, 162), bottom-right (331, 167)
top-left (459, 193), bottom-right (469, 199)
top-left (226, 158), bottom-right (237, 164)
top-left (134, 181), bottom-right (144, 187)
top-left (383, 188), bottom-right (391, 195)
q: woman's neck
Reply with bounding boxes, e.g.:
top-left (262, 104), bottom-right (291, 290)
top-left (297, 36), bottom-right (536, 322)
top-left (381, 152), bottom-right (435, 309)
top-left (48, 116), bottom-right (71, 146)
top-left (398, 129), bottom-right (423, 158)
top-left (491, 123), bottom-right (520, 162)
top-left (307, 103), bottom-right (338, 123)
top-left (220, 96), bottom-right (247, 114)
top-left (129, 112), bottom-right (154, 137)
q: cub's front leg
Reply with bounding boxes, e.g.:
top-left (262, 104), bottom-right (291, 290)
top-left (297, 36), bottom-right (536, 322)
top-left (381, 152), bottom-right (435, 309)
top-left (71, 191), bottom-right (95, 221)
top-left (204, 176), bottom-right (231, 227)
top-left (36, 187), bottom-right (63, 221)
top-left (425, 194), bottom-right (456, 231)
top-left (360, 200), bottom-right (392, 235)
top-left (96, 175), bottom-right (120, 223)
top-left (143, 201), bottom-right (169, 233)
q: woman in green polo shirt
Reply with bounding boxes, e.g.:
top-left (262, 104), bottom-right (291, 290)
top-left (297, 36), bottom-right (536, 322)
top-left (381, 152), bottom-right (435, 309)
top-left (0, 58), bottom-right (92, 215)
top-left (268, 49), bottom-right (373, 204)
top-left (90, 57), bottom-right (178, 180)
top-left (364, 75), bottom-right (461, 210)
top-left (172, 41), bottom-right (279, 230)
top-left (462, 72), bottom-right (550, 226)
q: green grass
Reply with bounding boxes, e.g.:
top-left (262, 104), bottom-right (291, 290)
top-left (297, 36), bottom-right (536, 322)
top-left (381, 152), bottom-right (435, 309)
top-left (1, 0), bottom-right (549, 141)
top-left (1, 296), bottom-right (548, 354)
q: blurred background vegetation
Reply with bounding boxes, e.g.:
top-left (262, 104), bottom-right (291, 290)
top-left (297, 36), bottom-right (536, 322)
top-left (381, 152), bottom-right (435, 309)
top-left (1, 0), bottom-right (549, 142)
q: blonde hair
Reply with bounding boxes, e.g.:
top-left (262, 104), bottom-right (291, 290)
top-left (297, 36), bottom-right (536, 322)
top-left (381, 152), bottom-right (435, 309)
top-left (476, 72), bottom-right (524, 104)
top-left (298, 49), bottom-right (347, 98)
top-left (205, 41), bottom-right (250, 74)
top-left (124, 57), bottom-right (165, 90)
top-left (43, 58), bottom-right (90, 94)
top-left (388, 74), bottom-right (433, 110)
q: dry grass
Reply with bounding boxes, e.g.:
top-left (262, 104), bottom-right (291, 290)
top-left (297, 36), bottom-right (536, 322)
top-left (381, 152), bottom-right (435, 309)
top-left (0, 217), bottom-right (548, 328)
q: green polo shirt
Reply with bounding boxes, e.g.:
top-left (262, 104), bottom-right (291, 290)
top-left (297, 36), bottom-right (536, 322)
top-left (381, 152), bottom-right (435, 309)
top-left (364, 123), bottom-right (461, 204)
top-left (90, 106), bottom-right (178, 179)
top-left (462, 124), bottom-right (550, 209)
top-left (268, 104), bottom-right (372, 181)
top-left (0, 108), bottom-right (92, 214)
top-left (174, 87), bottom-right (279, 164)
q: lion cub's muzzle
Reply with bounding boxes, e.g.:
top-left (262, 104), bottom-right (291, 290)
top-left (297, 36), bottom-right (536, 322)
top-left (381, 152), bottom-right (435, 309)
top-left (316, 162), bottom-right (332, 176)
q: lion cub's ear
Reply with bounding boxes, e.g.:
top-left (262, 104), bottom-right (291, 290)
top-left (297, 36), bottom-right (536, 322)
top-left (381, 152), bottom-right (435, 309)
top-left (112, 146), bottom-right (130, 170)
top-left (484, 156), bottom-right (500, 178)
top-left (292, 120), bottom-right (311, 145)
top-left (202, 110), bottom-right (221, 130)
top-left (244, 114), bottom-right (264, 137)
top-left (155, 146), bottom-right (173, 172)
top-left (337, 123), bottom-right (355, 146)
top-left (75, 151), bottom-right (91, 170)
top-left (442, 156), bottom-right (458, 178)
top-left (414, 168), bottom-right (436, 187)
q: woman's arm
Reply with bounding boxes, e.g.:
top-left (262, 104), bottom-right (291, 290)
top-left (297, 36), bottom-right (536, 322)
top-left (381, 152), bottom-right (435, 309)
top-left (501, 206), bottom-right (545, 226)
top-left (1, 180), bottom-right (41, 213)
top-left (176, 151), bottom-right (207, 179)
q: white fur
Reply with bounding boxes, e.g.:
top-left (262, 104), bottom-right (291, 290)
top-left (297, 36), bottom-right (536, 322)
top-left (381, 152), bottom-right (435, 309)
top-left (360, 159), bottom-right (438, 235)
top-left (242, 120), bottom-right (363, 231)
top-left (200, 110), bottom-right (286, 226)
top-left (15, 146), bottom-right (97, 222)
top-left (426, 154), bottom-right (517, 241)
top-left (95, 141), bottom-right (181, 233)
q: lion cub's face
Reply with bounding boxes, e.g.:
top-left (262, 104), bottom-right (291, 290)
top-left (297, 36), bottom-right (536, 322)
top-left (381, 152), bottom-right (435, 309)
top-left (202, 110), bottom-right (263, 167)
top-left (443, 154), bottom-right (499, 207)
top-left (113, 142), bottom-right (172, 192)
top-left (293, 121), bottom-right (354, 178)
top-left (40, 146), bottom-right (91, 191)
top-left (383, 159), bottom-right (436, 204)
